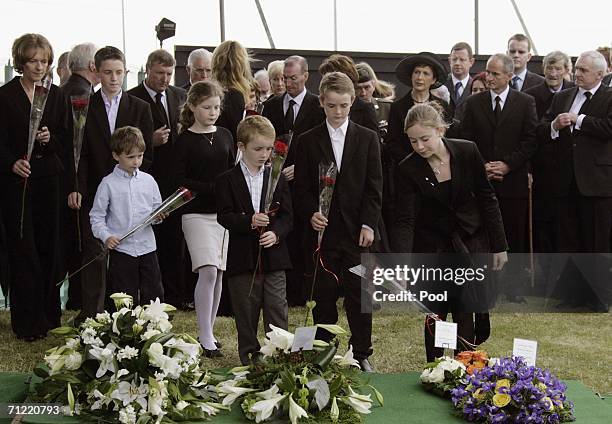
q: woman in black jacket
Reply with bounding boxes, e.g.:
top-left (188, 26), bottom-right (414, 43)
top-left (393, 102), bottom-right (508, 362)
top-left (0, 33), bottom-right (66, 341)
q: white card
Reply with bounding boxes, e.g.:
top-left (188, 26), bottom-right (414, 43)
top-left (513, 338), bottom-right (538, 366)
top-left (434, 320), bottom-right (457, 350)
top-left (291, 326), bottom-right (317, 352)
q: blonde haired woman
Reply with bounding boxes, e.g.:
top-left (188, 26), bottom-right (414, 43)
top-left (211, 40), bottom-right (253, 141)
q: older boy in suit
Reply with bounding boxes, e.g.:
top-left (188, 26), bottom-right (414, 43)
top-left (295, 72), bottom-right (383, 372)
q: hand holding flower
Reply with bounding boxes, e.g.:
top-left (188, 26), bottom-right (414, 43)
top-left (36, 126), bottom-right (50, 144)
top-left (12, 159), bottom-right (31, 178)
top-left (259, 231), bottom-right (278, 248)
top-left (281, 164), bottom-right (294, 181)
top-left (105, 235), bottom-right (121, 250)
top-left (310, 211), bottom-right (328, 232)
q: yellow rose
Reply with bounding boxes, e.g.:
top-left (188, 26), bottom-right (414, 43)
top-left (495, 379), bottom-right (511, 393)
top-left (473, 388), bottom-right (485, 400)
top-left (536, 382), bottom-right (547, 391)
top-left (492, 393), bottom-right (511, 408)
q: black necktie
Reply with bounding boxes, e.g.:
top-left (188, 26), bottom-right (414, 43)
top-left (494, 96), bottom-right (502, 122)
top-left (284, 99), bottom-right (296, 132)
top-left (454, 81), bottom-right (462, 101)
top-left (155, 92), bottom-right (170, 128)
top-left (578, 91), bottom-right (592, 115)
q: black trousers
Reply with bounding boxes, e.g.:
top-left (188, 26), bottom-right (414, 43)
top-left (497, 197), bottom-right (528, 297)
top-left (2, 175), bottom-right (62, 338)
top-left (311, 228), bottom-right (373, 360)
top-left (108, 250), bottom-right (164, 306)
top-left (154, 213), bottom-right (189, 307)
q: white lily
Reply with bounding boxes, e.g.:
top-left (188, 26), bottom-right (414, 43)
top-left (88, 343), bottom-right (117, 378)
top-left (260, 325), bottom-right (294, 357)
top-left (340, 386), bottom-right (372, 414)
top-left (175, 400), bottom-right (189, 411)
top-left (249, 392), bottom-right (287, 423)
top-left (330, 396), bottom-right (339, 422)
top-left (217, 380), bottom-right (257, 406)
top-left (111, 380), bottom-right (148, 410)
top-left (288, 395), bottom-right (308, 424)
top-left (80, 327), bottom-right (103, 347)
top-left (110, 292), bottom-right (133, 310)
top-left (117, 345), bottom-right (139, 361)
top-left (147, 342), bottom-right (182, 378)
top-left (111, 307), bottom-right (132, 334)
top-left (333, 345), bottom-right (360, 368)
top-left (64, 337), bottom-right (80, 350)
top-left (164, 337), bottom-right (201, 361)
top-left (148, 379), bottom-right (168, 417)
top-left (90, 389), bottom-right (112, 410)
top-left (110, 368), bottom-right (130, 383)
top-left (95, 311), bottom-right (112, 324)
top-left (420, 365), bottom-right (444, 384)
top-left (256, 384), bottom-right (280, 399)
top-left (141, 328), bottom-right (162, 341)
top-left (44, 348), bottom-right (66, 376)
top-left (438, 357), bottom-right (466, 373)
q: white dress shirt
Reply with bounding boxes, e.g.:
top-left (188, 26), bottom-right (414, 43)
top-left (550, 82), bottom-right (601, 139)
top-left (101, 90), bottom-right (122, 134)
top-left (512, 68), bottom-right (528, 91)
top-left (240, 160), bottom-right (265, 213)
top-left (144, 81), bottom-right (170, 123)
top-left (90, 165), bottom-right (162, 257)
top-left (451, 74), bottom-right (471, 99)
top-left (490, 85), bottom-right (510, 111)
top-left (283, 88), bottom-right (307, 121)
top-left (326, 118), bottom-right (349, 172)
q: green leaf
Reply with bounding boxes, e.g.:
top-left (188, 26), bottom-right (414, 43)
top-left (306, 376), bottom-right (330, 411)
top-left (369, 385), bottom-right (384, 406)
top-left (50, 374), bottom-right (82, 384)
top-left (50, 326), bottom-right (78, 336)
top-left (67, 382), bottom-right (75, 414)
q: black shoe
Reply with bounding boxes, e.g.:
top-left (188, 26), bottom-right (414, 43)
top-left (358, 358), bottom-right (375, 373)
top-left (204, 348), bottom-right (224, 358)
top-left (214, 341), bottom-right (222, 349)
top-left (590, 301), bottom-right (609, 313)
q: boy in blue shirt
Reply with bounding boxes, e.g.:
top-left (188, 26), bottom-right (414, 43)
top-left (90, 126), bottom-right (164, 305)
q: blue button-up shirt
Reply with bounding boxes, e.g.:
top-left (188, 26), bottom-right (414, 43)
top-left (90, 165), bottom-right (162, 257)
top-left (101, 90), bottom-right (122, 134)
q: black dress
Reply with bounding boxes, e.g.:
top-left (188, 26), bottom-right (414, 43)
top-left (0, 77), bottom-right (66, 339)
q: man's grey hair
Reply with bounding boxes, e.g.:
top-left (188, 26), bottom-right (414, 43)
top-left (69, 42), bottom-right (97, 72)
top-left (285, 55), bottom-right (308, 73)
top-left (187, 48), bottom-right (212, 67)
top-left (543, 51), bottom-right (571, 71)
top-left (578, 51), bottom-right (607, 74)
top-left (488, 53), bottom-right (514, 74)
top-left (254, 69), bottom-right (268, 81)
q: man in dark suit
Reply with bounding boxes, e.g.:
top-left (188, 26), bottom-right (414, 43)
top-left (507, 34), bottom-right (545, 91)
top-left (295, 72), bottom-right (382, 371)
top-left (262, 55), bottom-right (325, 306)
top-left (62, 42), bottom-right (100, 311)
top-left (461, 53), bottom-right (538, 302)
top-left (71, 46), bottom-right (153, 321)
top-left (444, 42), bottom-right (475, 121)
top-left (182, 48), bottom-right (212, 91)
top-left (128, 49), bottom-right (188, 309)
top-left (525, 51), bottom-right (574, 254)
top-left (538, 50), bottom-right (612, 312)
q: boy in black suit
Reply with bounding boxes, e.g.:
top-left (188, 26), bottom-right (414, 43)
top-left (294, 72), bottom-right (383, 372)
top-left (70, 46), bottom-right (153, 322)
top-left (216, 116), bottom-right (292, 365)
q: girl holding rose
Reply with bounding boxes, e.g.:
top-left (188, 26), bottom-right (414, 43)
top-left (0, 33), bottom-right (66, 341)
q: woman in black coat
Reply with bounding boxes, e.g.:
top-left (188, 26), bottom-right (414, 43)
top-left (393, 102), bottom-right (508, 362)
top-left (0, 34), bottom-right (66, 341)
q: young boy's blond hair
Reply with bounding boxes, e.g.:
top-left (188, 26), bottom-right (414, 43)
top-left (319, 71), bottom-right (355, 99)
top-left (236, 115), bottom-right (276, 146)
top-left (110, 126), bottom-right (146, 155)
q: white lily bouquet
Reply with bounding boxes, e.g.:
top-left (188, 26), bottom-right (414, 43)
top-left (419, 356), bottom-right (467, 397)
top-left (215, 325), bottom-right (383, 424)
top-left (32, 293), bottom-right (225, 423)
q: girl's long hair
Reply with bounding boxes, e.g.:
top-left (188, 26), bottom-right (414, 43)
top-left (178, 80), bottom-right (225, 133)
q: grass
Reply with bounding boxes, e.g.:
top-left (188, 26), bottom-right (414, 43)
top-left (0, 305), bottom-right (610, 395)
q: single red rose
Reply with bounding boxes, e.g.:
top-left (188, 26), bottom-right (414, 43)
top-left (71, 98), bottom-right (89, 109)
top-left (34, 85), bottom-right (49, 96)
top-left (320, 176), bottom-right (336, 186)
top-left (274, 140), bottom-right (288, 156)
top-left (179, 187), bottom-right (194, 201)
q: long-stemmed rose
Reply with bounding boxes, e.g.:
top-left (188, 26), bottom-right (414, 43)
top-left (70, 93), bottom-right (91, 250)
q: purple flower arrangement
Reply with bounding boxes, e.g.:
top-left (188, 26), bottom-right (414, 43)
top-left (450, 356), bottom-right (575, 423)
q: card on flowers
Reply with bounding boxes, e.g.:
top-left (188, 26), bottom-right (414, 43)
top-left (513, 338), bottom-right (538, 366)
top-left (434, 320), bottom-right (457, 349)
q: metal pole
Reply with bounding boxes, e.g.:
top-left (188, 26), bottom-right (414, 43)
top-left (509, 0), bottom-right (538, 55)
top-left (219, 0), bottom-right (226, 42)
top-left (254, 0), bottom-right (275, 49)
top-left (333, 0), bottom-right (338, 51)
top-left (474, 0), bottom-right (479, 55)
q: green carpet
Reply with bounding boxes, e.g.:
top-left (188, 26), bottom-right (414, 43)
top-left (1, 372), bottom-right (609, 423)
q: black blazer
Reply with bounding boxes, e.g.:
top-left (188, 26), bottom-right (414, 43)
top-left (77, 90), bottom-right (153, 204)
top-left (216, 87), bottom-right (245, 143)
top-left (0, 77), bottom-right (66, 179)
top-left (524, 80), bottom-right (575, 120)
top-left (537, 84), bottom-right (612, 197)
top-left (128, 83), bottom-right (186, 196)
top-left (393, 138), bottom-right (508, 254)
top-left (603, 73), bottom-right (612, 87)
top-left (349, 96), bottom-right (379, 134)
top-left (262, 91), bottom-right (325, 167)
top-left (519, 70), bottom-right (545, 92)
top-left (444, 75), bottom-right (473, 120)
top-left (294, 121), bottom-right (383, 249)
top-left (460, 89), bottom-right (537, 198)
top-left (216, 165), bottom-right (293, 276)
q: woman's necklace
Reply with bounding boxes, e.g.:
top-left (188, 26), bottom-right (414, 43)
top-left (430, 156), bottom-right (448, 175)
